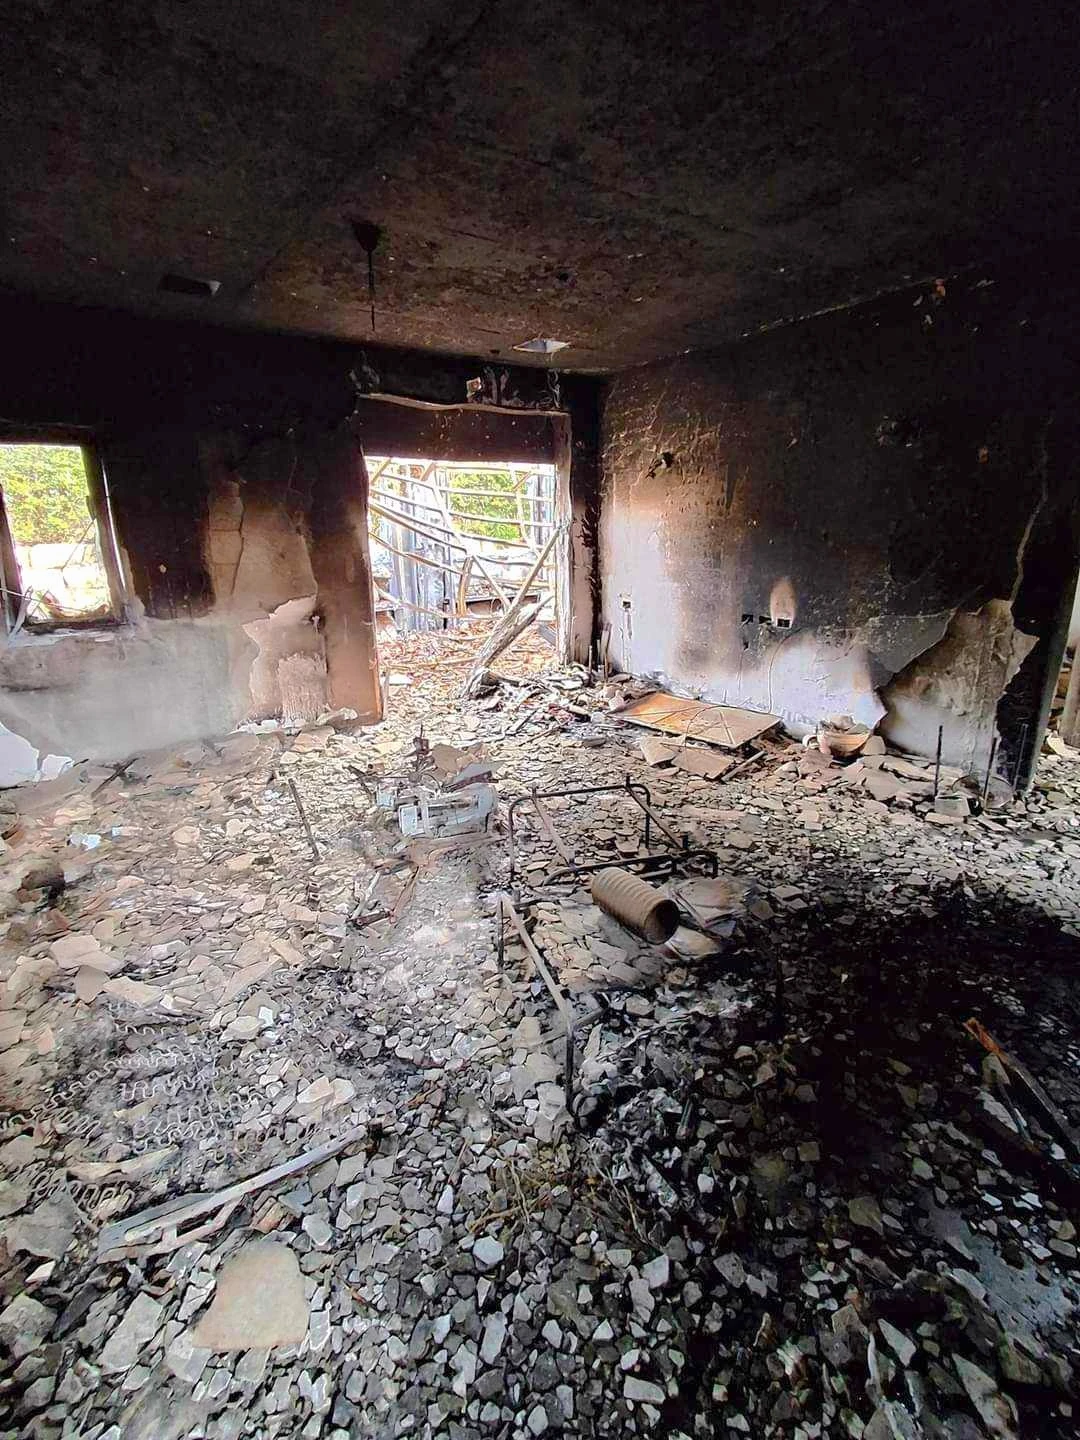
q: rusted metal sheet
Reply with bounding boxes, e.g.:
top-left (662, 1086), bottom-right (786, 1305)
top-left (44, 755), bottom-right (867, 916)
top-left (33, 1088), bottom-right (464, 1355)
top-left (618, 691), bottom-right (780, 750)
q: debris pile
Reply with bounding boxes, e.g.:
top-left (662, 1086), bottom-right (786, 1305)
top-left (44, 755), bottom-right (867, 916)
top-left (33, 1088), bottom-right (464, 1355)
top-left (0, 641), bottom-right (1077, 1438)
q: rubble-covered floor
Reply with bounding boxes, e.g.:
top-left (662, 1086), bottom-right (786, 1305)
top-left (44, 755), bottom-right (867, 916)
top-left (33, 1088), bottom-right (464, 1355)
top-left (2, 641), bottom-right (1080, 1440)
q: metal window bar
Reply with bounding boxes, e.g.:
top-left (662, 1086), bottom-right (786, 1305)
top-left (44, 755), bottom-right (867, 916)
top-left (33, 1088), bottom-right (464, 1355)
top-left (368, 456), bottom-right (558, 632)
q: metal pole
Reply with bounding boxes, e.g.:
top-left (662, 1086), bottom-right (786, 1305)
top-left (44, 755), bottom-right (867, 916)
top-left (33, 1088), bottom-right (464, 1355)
top-left (981, 735), bottom-right (999, 807)
top-left (287, 779), bottom-right (320, 860)
top-left (933, 724), bottom-right (944, 799)
top-left (498, 894), bottom-right (577, 1116)
top-left (1011, 722), bottom-right (1029, 791)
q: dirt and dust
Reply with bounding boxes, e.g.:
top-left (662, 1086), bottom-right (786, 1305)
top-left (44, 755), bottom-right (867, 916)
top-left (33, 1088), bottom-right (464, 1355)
top-left (1, 622), bottom-right (1078, 1438)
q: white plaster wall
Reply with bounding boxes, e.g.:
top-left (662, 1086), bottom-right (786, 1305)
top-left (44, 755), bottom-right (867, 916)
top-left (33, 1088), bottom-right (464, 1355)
top-left (0, 618), bottom-right (253, 775)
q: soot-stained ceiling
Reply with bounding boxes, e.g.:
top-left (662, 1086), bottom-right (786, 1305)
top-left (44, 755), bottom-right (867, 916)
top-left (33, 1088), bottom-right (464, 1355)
top-left (1, 0), bottom-right (1077, 372)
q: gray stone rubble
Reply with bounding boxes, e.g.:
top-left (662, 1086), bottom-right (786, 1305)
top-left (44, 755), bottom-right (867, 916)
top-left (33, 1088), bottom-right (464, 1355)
top-left (0, 650), bottom-right (1078, 1438)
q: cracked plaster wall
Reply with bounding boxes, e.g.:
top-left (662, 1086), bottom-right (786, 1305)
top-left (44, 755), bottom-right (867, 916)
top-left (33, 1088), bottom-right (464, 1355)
top-left (601, 270), bottom-right (1080, 777)
top-left (0, 420), bottom-right (362, 772)
top-left (0, 313), bottom-right (375, 769)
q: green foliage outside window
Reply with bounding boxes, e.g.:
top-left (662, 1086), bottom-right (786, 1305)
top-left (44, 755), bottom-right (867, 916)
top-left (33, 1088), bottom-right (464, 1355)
top-left (446, 470), bottom-right (521, 542)
top-left (0, 444), bottom-right (93, 545)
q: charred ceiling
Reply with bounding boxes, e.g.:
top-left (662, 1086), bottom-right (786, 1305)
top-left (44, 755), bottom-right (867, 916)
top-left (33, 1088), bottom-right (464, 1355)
top-left (1, 0), bottom-right (1078, 371)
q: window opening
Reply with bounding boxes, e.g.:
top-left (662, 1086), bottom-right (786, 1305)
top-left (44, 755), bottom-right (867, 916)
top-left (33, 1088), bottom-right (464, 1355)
top-left (0, 442), bottom-right (122, 630)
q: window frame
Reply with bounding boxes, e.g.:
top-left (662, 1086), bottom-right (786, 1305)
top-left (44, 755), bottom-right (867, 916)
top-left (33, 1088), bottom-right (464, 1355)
top-left (0, 431), bottom-right (128, 636)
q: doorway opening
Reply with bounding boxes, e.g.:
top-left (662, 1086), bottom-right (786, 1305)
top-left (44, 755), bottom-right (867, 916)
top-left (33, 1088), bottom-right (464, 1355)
top-left (366, 455), bottom-right (564, 722)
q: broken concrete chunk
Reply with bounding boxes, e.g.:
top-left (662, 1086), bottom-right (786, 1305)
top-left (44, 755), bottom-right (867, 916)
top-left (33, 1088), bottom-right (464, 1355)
top-left (2, 1195), bottom-right (77, 1260)
top-left (878, 1319), bottom-right (916, 1367)
top-left (673, 748), bottom-right (732, 779)
top-left (100, 1293), bottom-right (164, 1373)
top-left (165, 1330), bottom-right (212, 1385)
top-left (639, 736), bottom-right (677, 767)
top-left (640, 1253), bottom-right (671, 1289)
top-left (73, 964), bottom-right (111, 1003)
top-left (848, 1195), bottom-right (884, 1235)
top-left (51, 932), bottom-right (124, 974)
top-left (472, 1235), bottom-right (504, 1269)
top-left (51, 932), bottom-right (103, 966)
top-left (933, 791), bottom-right (971, 818)
top-left (190, 1240), bottom-right (308, 1351)
top-left (624, 1375), bottom-right (666, 1404)
top-left (953, 1354), bottom-right (1019, 1439)
top-left (0, 1293), bottom-right (56, 1358)
top-left (103, 976), bottom-right (163, 1007)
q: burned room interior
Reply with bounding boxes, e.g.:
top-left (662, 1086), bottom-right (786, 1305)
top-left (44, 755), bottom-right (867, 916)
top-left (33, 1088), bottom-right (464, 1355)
top-left (1, 3), bottom-right (1079, 1438)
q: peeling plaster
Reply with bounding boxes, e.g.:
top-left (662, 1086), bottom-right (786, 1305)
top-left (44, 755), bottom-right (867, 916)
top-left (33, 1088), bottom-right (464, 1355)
top-left (0, 721), bottom-right (42, 788)
top-left (242, 596), bottom-right (325, 721)
top-left (882, 600), bottom-right (1037, 771)
top-left (860, 611), bottom-right (955, 678)
top-left (0, 721), bottom-right (73, 789)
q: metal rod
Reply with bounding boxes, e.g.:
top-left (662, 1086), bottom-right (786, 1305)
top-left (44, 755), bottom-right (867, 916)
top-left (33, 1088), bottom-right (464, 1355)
top-left (981, 735), bottom-right (999, 807)
top-left (370, 498), bottom-right (469, 547)
top-left (372, 498), bottom-right (556, 558)
top-left (368, 526), bottom-right (468, 577)
top-left (1011, 721), bottom-right (1029, 791)
top-left (933, 724), bottom-right (944, 798)
top-left (498, 894), bottom-right (576, 1115)
top-left (287, 779), bottom-right (320, 860)
top-left (532, 793), bottom-right (576, 866)
top-left (445, 487), bottom-right (552, 502)
top-left (374, 583), bottom-right (452, 622)
top-left (507, 781), bottom-right (656, 880)
top-left (546, 849), bottom-right (719, 884)
top-left (624, 780), bottom-right (684, 849)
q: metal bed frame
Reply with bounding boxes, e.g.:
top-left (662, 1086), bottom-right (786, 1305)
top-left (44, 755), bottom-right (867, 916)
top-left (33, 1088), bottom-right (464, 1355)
top-left (506, 775), bottom-right (719, 885)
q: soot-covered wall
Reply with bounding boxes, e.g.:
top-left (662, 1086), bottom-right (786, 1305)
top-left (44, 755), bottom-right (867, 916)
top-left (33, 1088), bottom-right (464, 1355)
top-left (601, 270), bottom-right (1080, 780)
top-left (0, 298), bottom-right (599, 777)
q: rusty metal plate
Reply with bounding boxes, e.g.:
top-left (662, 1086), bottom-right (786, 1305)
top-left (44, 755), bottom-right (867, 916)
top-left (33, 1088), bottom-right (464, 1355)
top-left (619, 691), bottom-right (780, 750)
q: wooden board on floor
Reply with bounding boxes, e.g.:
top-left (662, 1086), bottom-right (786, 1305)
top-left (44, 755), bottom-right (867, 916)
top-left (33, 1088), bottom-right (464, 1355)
top-left (619, 691), bottom-right (780, 750)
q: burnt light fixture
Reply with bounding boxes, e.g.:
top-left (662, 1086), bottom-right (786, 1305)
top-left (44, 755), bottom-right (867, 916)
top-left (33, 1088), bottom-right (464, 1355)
top-left (513, 337), bottom-right (570, 354)
top-left (350, 220), bottom-right (383, 333)
top-left (159, 272), bottom-right (221, 297)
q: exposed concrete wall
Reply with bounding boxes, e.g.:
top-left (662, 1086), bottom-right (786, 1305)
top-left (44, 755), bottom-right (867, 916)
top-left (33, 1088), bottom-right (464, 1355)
top-left (0, 413), bottom-right (364, 775)
top-left (0, 620), bottom-right (252, 777)
top-left (601, 271), bottom-right (1080, 779)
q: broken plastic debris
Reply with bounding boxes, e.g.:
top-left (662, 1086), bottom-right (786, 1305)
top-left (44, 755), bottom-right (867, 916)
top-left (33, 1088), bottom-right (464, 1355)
top-left (397, 783), bottom-right (496, 838)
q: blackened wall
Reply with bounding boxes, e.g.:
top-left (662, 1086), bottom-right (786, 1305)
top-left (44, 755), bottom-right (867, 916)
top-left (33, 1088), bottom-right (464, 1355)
top-left (601, 269), bottom-right (1080, 779)
top-left (353, 398), bottom-right (557, 464)
top-left (0, 296), bottom-right (602, 773)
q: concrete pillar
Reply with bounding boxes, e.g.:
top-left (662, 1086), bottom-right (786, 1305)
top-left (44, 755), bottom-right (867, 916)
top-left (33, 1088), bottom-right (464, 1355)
top-left (307, 430), bottom-right (382, 722)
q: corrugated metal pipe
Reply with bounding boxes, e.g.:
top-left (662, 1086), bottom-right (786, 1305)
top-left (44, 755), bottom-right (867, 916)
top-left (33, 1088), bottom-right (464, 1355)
top-left (590, 867), bottom-right (679, 943)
